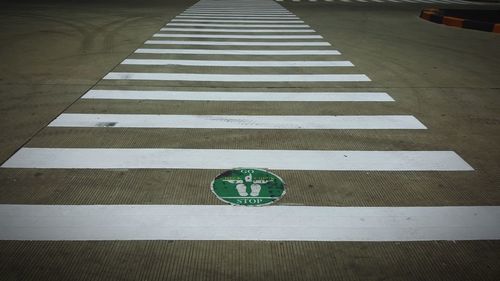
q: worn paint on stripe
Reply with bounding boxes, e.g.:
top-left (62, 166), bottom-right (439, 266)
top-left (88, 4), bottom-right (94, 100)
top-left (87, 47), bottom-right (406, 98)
top-left (48, 114), bottom-right (424, 129)
top-left (144, 40), bottom-right (330, 46)
top-left (1, 205), bottom-right (495, 241)
top-left (121, 59), bottom-right (353, 67)
top-left (153, 34), bottom-right (322, 39)
top-left (2, 148), bottom-right (473, 171)
top-left (82, 90), bottom-right (393, 102)
top-left (134, 49), bottom-right (341, 55)
top-left (103, 72), bottom-right (370, 82)
top-left (159, 28), bottom-right (315, 33)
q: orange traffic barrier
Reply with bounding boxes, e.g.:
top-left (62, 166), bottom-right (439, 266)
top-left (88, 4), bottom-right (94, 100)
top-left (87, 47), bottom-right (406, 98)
top-left (442, 16), bottom-right (464, 28)
top-left (494, 24), bottom-right (500, 33)
top-left (420, 8), bottom-right (499, 34)
top-left (420, 11), bottom-right (433, 21)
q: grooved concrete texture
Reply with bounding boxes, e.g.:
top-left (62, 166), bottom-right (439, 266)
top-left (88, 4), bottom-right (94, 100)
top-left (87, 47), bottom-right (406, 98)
top-left (0, 0), bottom-right (499, 280)
top-left (0, 0), bottom-right (197, 163)
top-left (1, 241), bottom-right (499, 281)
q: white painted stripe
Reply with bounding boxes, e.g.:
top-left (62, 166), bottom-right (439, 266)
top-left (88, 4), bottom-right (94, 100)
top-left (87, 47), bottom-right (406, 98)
top-left (180, 13), bottom-right (297, 17)
top-left (182, 12), bottom-right (293, 15)
top-left (160, 28), bottom-right (315, 33)
top-left (185, 9), bottom-right (291, 12)
top-left (186, 7), bottom-right (288, 9)
top-left (186, 9), bottom-right (289, 12)
top-left (185, 8), bottom-right (291, 11)
top-left (179, 14), bottom-right (296, 18)
top-left (187, 6), bottom-right (287, 8)
top-left (187, 6), bottom-right (285, 8)
top-left (190, 6), bottom-right (285, 8)
top-left (191, 4), bottom-right (282, 6)
top-left (1, 205), bottom-right (496, 241)
top-left (183, 6), bottom-right (287, 9)
top-left (171, 19), bottom-right (304, 23)
top-left (153, 34), bottom-right (322, 39)
top-left (2, 148), bottom-right (473, 171)
top-left (176, 16), bottom-right (299, 20)
top-left (193, 2), bottom-right (281, 4)
top-left (121, 59), bottom-right (353, 67)
top-left (190, 6), bottom-right (285, 9)
top-left (192, 4), bottom-right (283, 6)
top-left (144, 40), bottom-right (330, 46)
top-left (49, 114), bottom-right (424, 129)
top-left (103, 72), bottom-right (370, 82)
top-left (166, 23), bottom-right (310, 27)
top-left (178, 13), bottom-right (296, 16)
top-left (429, 0), bottom-right (450, 3)
top-left (82, 90), bottom-right (393, 102)
top-left (192, 1), bottom-right (278, 3)
top-left (193, 2), bottom-right (282, 4)
top-left (134, 49), bottom-right (341, 55)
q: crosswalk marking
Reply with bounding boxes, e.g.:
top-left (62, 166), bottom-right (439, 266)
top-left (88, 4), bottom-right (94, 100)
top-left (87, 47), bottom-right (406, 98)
top-left (1, 205), bottom-right (497, 241)
top-left (103, 72), bottom-right (371, 82)
top-left (181, 12), bottom-right (294, 15)
top-left (134, 49), bottom-right (341, 55)
top-left (144, 40), bottom-right (331, 46)
top-left (152, 34), bottom-right (322, 39)
top-left (176, 16), bottom-right (300, 20)
top-left (180, 14), bottom-right (297, 17)
top-left (82, 90), bottom-right (393, 101)
top-left (171, 19), bottom-right (305, 23)
top-left (160, 28), bottom-right (315, 33)
top-left (0, 0), bottom-right (483, 243)
top-left (1, 148), bottom-right (473, 170)
top-left (165, 23), bottom-right (310, 27)
top-left (121, 59), bottom-right (353, 67)
top-left (48, 114), bottom-right (425, 129)
top-left (185, 8), bottom-right (291, 11)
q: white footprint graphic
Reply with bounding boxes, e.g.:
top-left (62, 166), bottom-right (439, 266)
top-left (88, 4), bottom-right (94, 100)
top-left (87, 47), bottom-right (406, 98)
top-left (236, 183), bottom-right (248, 196)
top-left (250, 184), bottom-right (261, 197)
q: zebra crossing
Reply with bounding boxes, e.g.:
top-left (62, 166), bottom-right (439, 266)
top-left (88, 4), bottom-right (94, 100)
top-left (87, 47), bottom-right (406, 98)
top-left (1, 0), bottom-right (498, 241)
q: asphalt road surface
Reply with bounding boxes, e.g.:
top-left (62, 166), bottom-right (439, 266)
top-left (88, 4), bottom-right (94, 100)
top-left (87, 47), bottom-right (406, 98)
top-left (0, 0), bottom-right (499, 280)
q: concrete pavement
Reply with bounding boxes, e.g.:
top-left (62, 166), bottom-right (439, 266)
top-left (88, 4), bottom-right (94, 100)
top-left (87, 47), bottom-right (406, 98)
top-left (0, 0), bottom-right (499, 280)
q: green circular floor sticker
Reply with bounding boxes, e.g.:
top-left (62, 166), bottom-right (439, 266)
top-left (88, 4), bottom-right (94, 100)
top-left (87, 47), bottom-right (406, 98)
top-left (211, 168), bottom-right (286, 206)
